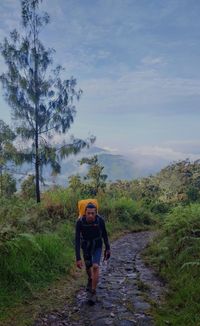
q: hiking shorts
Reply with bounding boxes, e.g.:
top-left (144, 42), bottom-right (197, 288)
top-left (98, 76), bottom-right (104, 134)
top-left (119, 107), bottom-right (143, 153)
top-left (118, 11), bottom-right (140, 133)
top-left (83, 247), bottom-right (102, 269)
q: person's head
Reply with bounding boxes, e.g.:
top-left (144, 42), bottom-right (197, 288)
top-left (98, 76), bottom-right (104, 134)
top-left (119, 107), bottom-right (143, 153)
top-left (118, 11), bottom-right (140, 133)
top-left (85, 203), bottom-right (97, 223)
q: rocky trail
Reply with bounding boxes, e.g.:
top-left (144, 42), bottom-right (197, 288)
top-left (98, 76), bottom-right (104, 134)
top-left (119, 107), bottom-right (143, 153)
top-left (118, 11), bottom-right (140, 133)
top-left (34, 231), bottom-right (166, 326)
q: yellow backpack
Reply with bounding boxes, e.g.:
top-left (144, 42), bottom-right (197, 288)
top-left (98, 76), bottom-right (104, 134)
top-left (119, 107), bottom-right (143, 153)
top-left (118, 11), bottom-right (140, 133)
top-left (78, 199), bottom-right (98, 218)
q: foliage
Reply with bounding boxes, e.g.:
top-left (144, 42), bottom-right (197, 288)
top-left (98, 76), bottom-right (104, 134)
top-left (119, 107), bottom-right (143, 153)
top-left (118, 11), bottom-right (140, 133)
top-left (0, 172), bottom-right (16, 198)
top-left (80, 155), bottom-right (107, 195)
top-left (0, 181), bottom-right (153, 312)
top-left (0, 223), bottom-right (74, 309)
top-left (0, 119), bottom-right (16, 166)
top-left (155, 159), bottom-right (200, 203)
top-left (1, 158), bottom-right (200, 317)
top-left (68, 174), bottom-right (82, 192)
top-left (0, 120), bottom-right (20, 191)
top-left (186, 186), bottom-right (199, 202)
top-left (150, 202), bottom-right (171, 214)
top-left (20, 175), bottom-right (36, 200)
top-left (0, 0), bottom-right (95, 202)
top-left (146, 204), bottom-right (200, 325)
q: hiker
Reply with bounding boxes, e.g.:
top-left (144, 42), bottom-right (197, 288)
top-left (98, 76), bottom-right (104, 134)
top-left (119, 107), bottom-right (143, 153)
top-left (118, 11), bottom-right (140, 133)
top-left (75, 201), bottom-right (111, 303)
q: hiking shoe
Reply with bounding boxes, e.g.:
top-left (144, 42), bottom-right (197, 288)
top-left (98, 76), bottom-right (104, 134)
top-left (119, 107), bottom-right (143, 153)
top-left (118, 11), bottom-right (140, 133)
top-left (87, 289), bottom-right (97, 306)
top-left (86, 278), bottom-right (92, 292)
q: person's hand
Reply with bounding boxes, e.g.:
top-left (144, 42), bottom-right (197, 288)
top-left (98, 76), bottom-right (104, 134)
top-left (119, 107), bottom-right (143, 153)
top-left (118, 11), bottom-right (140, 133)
top-left (76, 260), bottom-right (83, 269)
top-left (104, 250), bottom-right (111, 261)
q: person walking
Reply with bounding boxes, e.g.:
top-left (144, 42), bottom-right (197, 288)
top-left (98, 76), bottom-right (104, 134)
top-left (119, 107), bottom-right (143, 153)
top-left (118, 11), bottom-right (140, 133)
top-left (75, 201), bottom-right (111, 304)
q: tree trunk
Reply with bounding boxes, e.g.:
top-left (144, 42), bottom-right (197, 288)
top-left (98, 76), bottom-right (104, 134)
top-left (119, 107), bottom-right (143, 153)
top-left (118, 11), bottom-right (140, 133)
top-left (33, 11), bottom-right (40, 203)
top-left (35, 127), bottom-right (40, 202)
top-left (34, 63), bottom-right (40, 202)
top-left (0, 168), bottom-right (2, 197)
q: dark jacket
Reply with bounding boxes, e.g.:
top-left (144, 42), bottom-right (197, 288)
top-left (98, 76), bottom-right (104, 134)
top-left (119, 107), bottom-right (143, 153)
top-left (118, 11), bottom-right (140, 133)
top-left (75, 214), bottom-right (110, 261)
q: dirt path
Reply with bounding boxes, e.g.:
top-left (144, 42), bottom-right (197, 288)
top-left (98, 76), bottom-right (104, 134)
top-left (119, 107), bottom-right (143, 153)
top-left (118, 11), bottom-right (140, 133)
top-left (34, 231), bottom-right (165, 326)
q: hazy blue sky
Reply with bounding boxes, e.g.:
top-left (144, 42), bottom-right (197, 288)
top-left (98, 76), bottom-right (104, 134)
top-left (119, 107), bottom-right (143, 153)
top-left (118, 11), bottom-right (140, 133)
top-left (1, 0), bottom-right (200, 168)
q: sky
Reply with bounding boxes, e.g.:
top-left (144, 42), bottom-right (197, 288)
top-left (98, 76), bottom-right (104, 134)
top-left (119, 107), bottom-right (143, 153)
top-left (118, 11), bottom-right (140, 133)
top-left (0, 0), bottom-right (200, 170)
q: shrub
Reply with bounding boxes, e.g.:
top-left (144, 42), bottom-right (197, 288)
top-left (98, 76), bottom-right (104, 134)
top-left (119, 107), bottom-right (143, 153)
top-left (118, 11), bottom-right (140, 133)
top-left (150, 202), bottom-right (171, 214)
top-left (113, 198), bottom-right (137, 223)
top-left (146, 203), bottom-right (200, 325)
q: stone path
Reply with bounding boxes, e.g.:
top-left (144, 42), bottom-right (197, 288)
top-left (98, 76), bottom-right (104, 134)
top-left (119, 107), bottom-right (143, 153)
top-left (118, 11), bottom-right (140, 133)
top-left (34, 231), bottom-right (166, 326)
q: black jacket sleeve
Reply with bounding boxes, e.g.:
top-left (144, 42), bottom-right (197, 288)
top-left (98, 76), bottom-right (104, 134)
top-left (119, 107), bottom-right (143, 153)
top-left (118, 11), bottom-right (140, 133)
top-left (75, 219), bottom-right (81, 261)
top-left (100, 218), bottom-right (110, 251)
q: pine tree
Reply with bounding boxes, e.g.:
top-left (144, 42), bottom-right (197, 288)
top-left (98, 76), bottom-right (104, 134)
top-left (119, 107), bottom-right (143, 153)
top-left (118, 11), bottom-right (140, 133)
top-left (0, 0), bottom-right (95, 202)
top-left (80, 155), bottom-right (107, 195)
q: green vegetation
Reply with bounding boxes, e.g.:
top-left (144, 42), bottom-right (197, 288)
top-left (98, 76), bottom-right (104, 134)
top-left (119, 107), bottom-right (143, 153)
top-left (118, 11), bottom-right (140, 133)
top-left (0, 0), bottom-right (94, 202)
top-left (0, 223), bottom-right (74, 308)
top-left (145, 204), bottom-right (200, 326)
top-left (0, 172), bottom-right (16, 198)
top-left (0, 1), bottom-right (199, 325)
top-left (0, 185), bottom-right (152, 317)
top-left (0, 151), bottom-right (200, 325)
top-left (79, 155), bottom-right (108, 195)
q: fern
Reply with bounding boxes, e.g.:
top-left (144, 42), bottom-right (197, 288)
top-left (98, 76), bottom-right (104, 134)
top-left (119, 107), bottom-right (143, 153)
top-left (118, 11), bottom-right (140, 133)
top-left (181, 261), bottom-right (200, 269)
top-left (18, 233), bottom-right (43, 252)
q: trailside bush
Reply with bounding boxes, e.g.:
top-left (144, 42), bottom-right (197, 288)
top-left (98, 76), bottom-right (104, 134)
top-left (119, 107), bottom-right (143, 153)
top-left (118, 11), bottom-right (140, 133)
top-left (111, 198), bottom-right (135, 222)
top-left (150, 202), bottom-right (171, 214)
top-left (146, 203), bottom-right (200, 326)
top-left (134, 207), bottom-right (153, 225)
top-left (0, 223), bottom-right (74, 308)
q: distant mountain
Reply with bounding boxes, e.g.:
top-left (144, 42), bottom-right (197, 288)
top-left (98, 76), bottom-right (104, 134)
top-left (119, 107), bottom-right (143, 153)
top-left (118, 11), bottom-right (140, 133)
top-left (98, 153), bottom-right (139, 181)
top-left (13, 145), bottom-right (172, 188)
top-left (43, 148), bottom-right (139, 186)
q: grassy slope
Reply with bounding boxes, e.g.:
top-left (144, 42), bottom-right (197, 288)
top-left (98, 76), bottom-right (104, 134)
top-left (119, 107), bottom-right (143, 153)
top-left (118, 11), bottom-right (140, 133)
top-left (145, 204), bottom-right (200, 326)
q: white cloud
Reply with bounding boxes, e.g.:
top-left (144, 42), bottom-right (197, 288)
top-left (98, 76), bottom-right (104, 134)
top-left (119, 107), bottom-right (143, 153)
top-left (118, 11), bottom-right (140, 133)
top-left (164, 140), bottom-right (200, 155)
top-left (127, 145), bottom-right (200, 162)
top-left (79, 68), bottom-right (200, 115)
top-left (141, 56), bottom-right (167, 66)
top-left (102, 146), bottom-right (119, 153)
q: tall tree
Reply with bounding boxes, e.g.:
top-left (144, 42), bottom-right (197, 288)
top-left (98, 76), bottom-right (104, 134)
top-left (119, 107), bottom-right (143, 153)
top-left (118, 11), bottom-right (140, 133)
top-left (0, 0), bottom-right (95, 202)
top-left (80, 155), bottom-right (107, 195)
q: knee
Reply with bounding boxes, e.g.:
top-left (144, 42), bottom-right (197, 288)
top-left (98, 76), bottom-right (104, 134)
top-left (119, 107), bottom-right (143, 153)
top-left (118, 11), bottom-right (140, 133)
top-left (85, 260), bottom-right (92, 269)
top-left (86, 266), bottom-right (92, 272)
top-left (92, 263), bottom-right (99, 271)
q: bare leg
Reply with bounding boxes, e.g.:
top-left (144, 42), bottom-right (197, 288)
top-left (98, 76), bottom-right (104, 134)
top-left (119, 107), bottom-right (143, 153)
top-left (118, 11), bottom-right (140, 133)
top-left (86, 266), bottom-right (92, 280)
top-left (91, 263), bottom-right (99, 291)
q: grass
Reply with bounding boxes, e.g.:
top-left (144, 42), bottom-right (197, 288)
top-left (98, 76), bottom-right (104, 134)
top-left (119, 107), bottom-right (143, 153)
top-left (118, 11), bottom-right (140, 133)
top-left (0, 224), bottom-right (151, 326)
top-left (0, 223), bottom-right (75, 311)
top-left (0, 267), bottom-right (85, 326)
top-left (0, 190), bottom-right (153, 325)
top-left (145, 203), bottom-right (200, 326)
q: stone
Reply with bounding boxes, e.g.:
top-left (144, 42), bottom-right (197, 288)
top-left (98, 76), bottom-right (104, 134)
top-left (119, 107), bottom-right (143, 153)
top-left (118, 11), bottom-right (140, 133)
top-left (118, 320), bottom-right (137, 326)
top-left (126, 273), bottom-right (137, 279)
top-left (133, 301), bottom-right (151, 311)
top-left (103, 301), bottom-right (114, 309)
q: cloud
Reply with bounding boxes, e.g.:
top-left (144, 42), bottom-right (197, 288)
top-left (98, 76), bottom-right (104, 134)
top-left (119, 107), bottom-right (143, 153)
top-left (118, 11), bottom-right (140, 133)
top-left (127, 145), bottom-right (200, 168)
top-left (79, 68), bottom-right (200, 115)
top-left (164, 140), bottom-right (200, 155)
top-left (141, 56), bottom-right (167, 66)
top-left (102, 146), bottom-right (119, 153)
